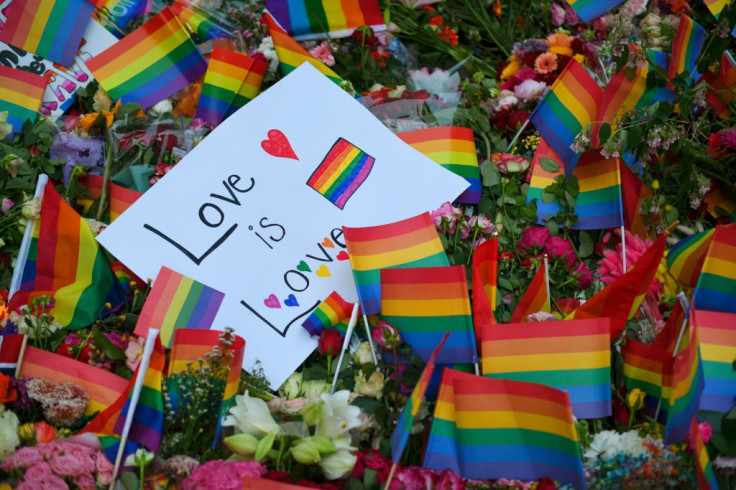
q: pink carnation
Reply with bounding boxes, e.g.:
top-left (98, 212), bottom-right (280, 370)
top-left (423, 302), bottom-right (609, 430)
top-left (309, 42), bottom-right (335, 66)
top-left (49, 453), bottom-right (88, 477)
top-left (22, 462), bottom-right (53, 482)
top-left (182, 460), bottom-right (266, 490)
top-left (3, 446), bottom-right (43, 469)
top-left (550, 3), bottom-right (566, 26)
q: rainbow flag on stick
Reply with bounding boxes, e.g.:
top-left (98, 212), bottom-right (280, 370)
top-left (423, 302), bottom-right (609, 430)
top-left (397, 127), bottom-right (481, 204)
top-left (620, 162), bottom-right (653, 238)
top-left (133, 266), bottom-right (226, 348)
top-left (510, 259), bottom-right (550, 323)
top-left (667, 229), bottom-right (715, 288)
top-left (265, 0), bottom-right (385, 40)
top-left (195, 47), bottom-right (267, 125)
top-left (342, 213), bottom-right (448, 315)
top-left (381, 266), bottom-right (477, 364)
top-left (0, 66), bottom-right (46, 138)
top-left (528, 58), bottom-right (602, 176)
top-left (692, 309), bottom-right (736, 413)
top-left (692, 224), bottom-right (736, 314)
top-left (564, 0), bottom-right (625, 23)
top-left (262, 11), bottom-right (342, 84)
top-left (622, 339), bottom-right (674, 419)
top-left (171, 0), bottom-right (234, 41)
top-left (87, 7), bottom-right (207, 109)
top-left (423, 368), bottom-right (585, 488)
top-left (481, 318), bottom-right (611, 419)
top-left (301, 291), bottom-right (352, 336)
top-left (0, 0), bottom-right (94, 67)
top-left (77, 175), bottom-right (144, 223)
top-left (19, 346), bottom-right (128, 415)
top-left (691, 417), bottom-right (720, 489)
top-left (669, 14), bottom-right (706, 81)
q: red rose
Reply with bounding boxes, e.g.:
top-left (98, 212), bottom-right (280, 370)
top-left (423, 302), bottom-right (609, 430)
top-left (537, 477), bottom-right (557, 489)
top-left (361, 450), bottom-right (391, 482)
top-left (318, 329), bottom-right (343, 356)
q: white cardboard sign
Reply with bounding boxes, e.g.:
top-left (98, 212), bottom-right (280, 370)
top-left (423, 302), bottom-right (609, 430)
top-left (98, 64), bottom-right (468, 386)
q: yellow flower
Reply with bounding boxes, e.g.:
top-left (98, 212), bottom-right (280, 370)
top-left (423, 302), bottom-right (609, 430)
top-left (501, 55), bottom-right (521, 81)
top-left (548, 45), bottom-right (573, 57)
top-left (573, 54), bottom-right (586, 65)
top-left (627, 388), bottom-right (646, 412)
top-left (651, 179), bottom-right (660, 190)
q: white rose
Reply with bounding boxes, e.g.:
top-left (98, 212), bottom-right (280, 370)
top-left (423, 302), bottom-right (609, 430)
top-left (0, 409), bottom-right (20, 457)
top-left (279, 371), bottom-right (302, 399)
top-left (353, 342), bottom-right (374, 365)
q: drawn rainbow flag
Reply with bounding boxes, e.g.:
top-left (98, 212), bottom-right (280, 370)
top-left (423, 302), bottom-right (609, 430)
top-left (307, 138), bottom-right (375, 209)
top-left (265, 0), bottom-right (385, 40)
top-left (0, 66), bottom-right (46, 138)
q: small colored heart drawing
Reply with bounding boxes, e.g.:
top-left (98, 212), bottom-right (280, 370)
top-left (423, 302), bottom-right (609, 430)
top-left (284, 294), bottom-right (299, 307)
top-left (264, 294), bottom-right (281, 308)
top-left (261, 129), bottom-right (298, 160)
top-left (297, 260), bottom-right (311, 272)
top-left (336, 251), bottom-right (350, 261)
top-left (321, 238), bottom-right (335, 248)
top-left (315, 265), bottom-right (332, 277)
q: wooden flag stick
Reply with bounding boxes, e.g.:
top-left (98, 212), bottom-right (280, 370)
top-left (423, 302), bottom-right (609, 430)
top-left (331, 304), bottom-right (360, 394)
top-left (383, 462), bottom-right (398, 490)
top-left (14, 335), bottom-right (28, 378)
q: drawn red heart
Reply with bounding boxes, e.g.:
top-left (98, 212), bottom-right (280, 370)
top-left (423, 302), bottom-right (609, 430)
top-left (322, 238), bottom-right (334, 248)
top-left (261, 129), bottom-right (298, 160)
top-left (336, 251), bottom-right (349, 261)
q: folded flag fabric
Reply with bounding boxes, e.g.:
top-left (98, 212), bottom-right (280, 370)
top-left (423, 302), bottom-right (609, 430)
top-left (528, 58), bottom-right (602, 176)
top-left (423, 368), bottom-right (585, 488)
top-left (195, 47), bottom-right (267, 125)
top-left (669, 13), bottom-right (706, 81)
top-left (667, 228), bottom-right (715, 288)
top-left (620, 162), bottom-right (654, 238)
top-left (692, 309), bottom-right (736, 413)
top-left (19, 345), bottom-right (128, 415)
top-left (171, 0), bottom-right (233, 41)
top-left (9, 181), bottom-right (123, 329)
top-left (0, 334), bottom-right (24, 375)
top-left (0, 0), bottom-right (94, 67)
top-left (134, 265), bottom-right (226, 348)
top-left (265, 0), bottom-right (385, 40)
top-left (692, 224), bottom-right (736, 314)
top-left (110, 260), bottom-right (146, 293)
top-left (301, 290), bottom-right (352, 336)
top-left (87, 7), bottom-right (208, 109)
top-left (622, 339), bottom-right (674, 419)
top-left (652, 299), bottom-right (688, 354)
top-left (510, 260), bottom-right (550, 323)
top-left (691, 417), bottom-right (720, 490)
top-left (262, 11), bottom-right (342, 84)
top-left (471, 238), bottom-right (497, 346)
top-left (564, 0), bottom-right (625, 23)
top-left (481, 318), bottom-right (611, 419)
top-left (92, 0), bottom-right (148, 32)
top-left (390, 332), bottom-right (449, 463)
top-left (635, 50), bottom-right (677, 109)
top-left (77, 174), bottom-right (144, 224)
top-left (703, 0), bottom-right (731, 18)
top-left (381, 266), bottom-right (477, 364)
top-left (567, 234), bottom-right (666, 338)
top-left (0, 66), bottom-right (46, 138)
top-left (397, 127), bottom-right (480, 204)
top-left (342, 212), bottom-right (448, 315)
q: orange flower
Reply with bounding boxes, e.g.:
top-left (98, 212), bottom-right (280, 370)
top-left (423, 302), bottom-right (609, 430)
top-left (493, 0), bottom-right (502, 18)
top-left (0, 373), bottom-right (16, 403)
top-left (534, 52), bottom-right (558, 74)
top-left (546, 32), bottom-right (573, 48)
top-left (437, 27), bottom-right (458, 47)
top-left (33, 421), bottom-right (56, 443)
top-left (428, 15), bottom-right (444, 26)
top-left (78, 99), bottom-right (121, 132)
top-left (174, 81), bottom-right (203, 118)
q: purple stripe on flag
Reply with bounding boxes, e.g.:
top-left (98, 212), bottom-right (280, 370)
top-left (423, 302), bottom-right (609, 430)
top-left (132, 52), bottom-right (207, 108)
top-left (127, 420), bottom-right (162, 450)
top-left (59, 0), bottom-right (94, 67)
top-left (199, 289), bottom-right (224, 328)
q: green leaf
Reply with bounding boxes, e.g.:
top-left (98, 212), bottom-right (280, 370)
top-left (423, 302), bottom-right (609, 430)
top-left (546, 220), bottom-right (559, 235)
top-left (564, 191), bottom-right (576, 209)
top-left (597, 123), bottom-right (611, 146)
top-left (120, 471), bottom-right (138, 490)
top-left (539, 157), bottom-right (559, 173)
top-left (364, 468), bottom-right (379, 489)
top-left (255, 431), bottom-right (277, 462)
top-left (665, 207), bottom-right (679, 224)
top-left (579, 241), bottom-right (594, 258)
top-left (92, 328), bottom-right (125, 360)
top-left (541, 191), bottom-right (556, 204)
top-left (351, 396), bottom-right (381, 413)
top-left (479, 159), bottom-right (501, 187)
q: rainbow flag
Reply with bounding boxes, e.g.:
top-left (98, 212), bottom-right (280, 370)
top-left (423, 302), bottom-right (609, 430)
top-left (0, 0), bottom-right (94, 67)
top-left (92, 0), bottom-right (147, 32)
top-left (637, 50), bottom-right (677, 109)
top-left (472, 238), bottom-right (497, 345)
top-left (0, 334), bottom-right (24, 375)
top-left (342, 213), bottom-right (448, 315)
top-left (86, 7), bottom-right (207, 109)
top-left (390, 332), bottom-right (449, 463)
top-left (667, 229), bottom-right (715, 288)
top-left (0, 66), bottom-right (46, 138)
top-left (664, 318), bottom-right (704, 444)
top-left (9, 182), bottom-right (123, 329)
top-left (171, 0), bottom-right (233, 41)
top-left (301, 290), bottom-right (352, 336)
top-left (692, 224), bottom-right (736, 314)
top-left (528, 143), bottom-right (623, 230)
top-left (265, 0), bottom-right (385, 40)
top-left (528, 58), bottom-right (602, 176)
top-left (691, 417), bottom-right (720, 490)
top-left (567, 235), bottom-right (666, 338)
top-left (195, 47), bottom-right (267, 125)
top-left (133, 266), bottom-right (226, 348)
top-left (620, 162), bottom-right (653, 238)
top-left (423, 368), bottom-right (585, 487)
top-left (592, 59), bottom-right (648, 148)
top-left (397, 127), bottom-right (481, 204)
top-left (703, 0), bottom-right (731, 18)
top-left (510, 261), bottom-right (550, 322)
top-left (110, 260), bottom-right (146, 293)
top-left (481, 318), bottom-right (611, 419)
top-left (669, 14), bottom-right (706, 81)
top-left (622, 339), bottom-right (674, 419)
top-left (77, 175), bottom-right (144, 223)
top-left (307, 138), bottom-right (376, 209)
top-left (692, 309), bottom-right (736, 412)
top-left (564, 0), bottom-right (625, 22)
top-left (381, 266), bottom-right (477, 364)
top-left (262, 12), bottom-right (342, 84)
top-left (652, 299), bottom-right (688, 354)
top-left (19, 346), bottom-right (128, 415)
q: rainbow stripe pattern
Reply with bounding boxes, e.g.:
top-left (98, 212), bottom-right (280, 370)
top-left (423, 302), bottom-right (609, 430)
top-left (0, 66), bottom-right (46, 138)
top-left (397, 127), bottom-right (480, 204)
top-left (693, 309), bottom-right (736, 412)
top-left (472, 238), bottom-right (497, 344)
top-left (86, 7), bottom-right (207, 109)
top-left (301, 290), bottom-right (352, 336)
top-left (564, 0), bottom-right (625, 23)
top-left (390, 332), bottom-right (449, 463)
top-left (307, 138), bottom-right (375, 209)
top-left (622, 339), bottom-right (673, 419)
top-left (196, 47), bottom-right (267, 125)
top-left (171, 0), bottom-right (233, 41)
top-left (703, 0), bottom-right (731, 18)
top-left (0, 0), bottom-right (94, 67)
top-left (134, 266), bottom-right (226, 348)
top-left (704, 183), bottom-right (736, 221)
top-left (423, 368), bottom-right (585, 487)
top-left (481, 318), bottom-right (611, 419)
top-left (92, 0), bottom-right (147, 32)
top-left (593, 59), bottom-right (647, 148)
top-left (692, 417), bottom-right (720, 490)
top-left (620, 161), bottom-right (653, 238)
top-left (529, 58), bottom-right (602, 175)
top-left (262, 12), bottom-right (342, 84)
top-left (342, 212), bottom-right (448, 315)
top-left (381, 266), bottom-right (477, 364)
top-left (510, 261), bottom-right (550, 322)
top-left (265, 0), bottom-right (385, 40)
top-left (669, 14), bottom-right (706, 81)
top-left (667, 229), bottom-right (715, 288)
top-left (636, 50), bottom-right (677, 108)
top-left (664, 320), bottom-right (704, 444)
top-left (77, 175), bottom-right (144, 223)
top-left (692, 224), bottom-right (736, 314)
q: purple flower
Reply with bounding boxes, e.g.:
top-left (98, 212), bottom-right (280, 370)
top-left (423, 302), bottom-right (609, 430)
top-left (50, 133), bottom-right (105, 186)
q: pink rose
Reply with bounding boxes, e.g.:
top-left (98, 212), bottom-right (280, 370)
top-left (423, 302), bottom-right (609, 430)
top-left (372, 321), bottom-right (401, 350)
top-left (50, 453), bottom-right (86, 477)
top-left (457, 218), bottom-right (471, 239)
top-left (309, 42), bottom-right (335, 66)
top-left (95, 451), bottom-right (114, 486)
top-left (545, 236), bottom-right (576, 269)
top-left (22, 462), bottom-right (53, 482)
top-left (564, 3), bottom-right (580, 24)
top-left (573, 261), bottom-right (593, 289)
top-left (390, 467), bottom-right (425, 490)
top-left (436, 469), bottom-right (465, 489)
top-left (517, 227), bottom-right (550, 256)
top-left (73, 474), bottom-right (97, 490)
top-left (4, 446), bottom-right (42, 469)
top-left (550, 3), bottom-right (566, 26)
top-left (468, 215), bottom-right (494, 235)
top-left (431, 202), bottom-right (458, 233)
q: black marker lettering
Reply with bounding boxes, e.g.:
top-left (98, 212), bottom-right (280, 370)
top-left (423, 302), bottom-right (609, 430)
top-left (143, 223), bottom-right (237, 265)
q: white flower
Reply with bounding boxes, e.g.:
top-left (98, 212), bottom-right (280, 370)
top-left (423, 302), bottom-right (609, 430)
top-left (149, 99), bottom-right (173, 116)
top-left (315, 390), bottom-right (361, 444)
top-left (85, 219), bottom-right (107, 236)
top-left (409, 68), bottom-right (460, 95)
top-left (257, 37), bottom-right (279, 74)
top-left (319, 446), bottom-right (357, 480)
top-left (513, 79), bottom-right (547, 103)
top-left (124, 448), bottom-right (154, 467)
top-left (223, 391), bottom-right (280, 437)
top-left (301, 380), bottom-right (331, 398)
top-left (21, 198), bottom-right (41, 220)
top-left (0, 406), bottom-right (20, 458)
top-left (0, 112), bottom-right (13, 141)
top-left (495, 90), bottom-right (518, 111)
top-left (387, 85), bottom-right (406, 98)
top-left (354, 371), bottom-right (385, 399)
top-left (353, 342), bottom-right (374, 365)
top-left (583, 430), bottom-right (656, 467)
top-left (279, 372), bottom-right (303, 399)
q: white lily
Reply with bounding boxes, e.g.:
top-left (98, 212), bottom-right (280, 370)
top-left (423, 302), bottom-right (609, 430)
top-left (223, 390), bottom-right (280, 437)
